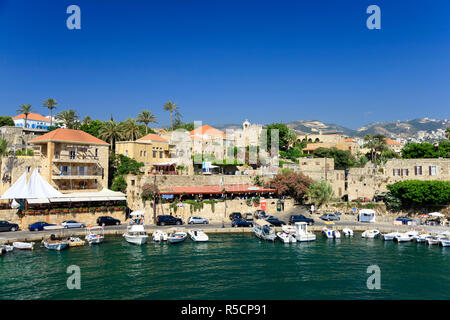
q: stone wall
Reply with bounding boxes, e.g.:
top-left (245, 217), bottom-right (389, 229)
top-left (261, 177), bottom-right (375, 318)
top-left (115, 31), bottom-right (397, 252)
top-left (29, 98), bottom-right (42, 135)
top-left (0, 208), bottom-right (127, 229)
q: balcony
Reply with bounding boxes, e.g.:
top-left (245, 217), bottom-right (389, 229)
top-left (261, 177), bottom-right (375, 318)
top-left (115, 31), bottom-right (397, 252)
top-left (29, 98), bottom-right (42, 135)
top-left (52, 170), bottom-right (102, 180)
top-left (53, 155), bottom-right (100, 164)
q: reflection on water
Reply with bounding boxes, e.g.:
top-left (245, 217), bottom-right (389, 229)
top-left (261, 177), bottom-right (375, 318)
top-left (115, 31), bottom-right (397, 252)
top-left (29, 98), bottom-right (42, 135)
top-left (0, 233), bottom-right (449, 300)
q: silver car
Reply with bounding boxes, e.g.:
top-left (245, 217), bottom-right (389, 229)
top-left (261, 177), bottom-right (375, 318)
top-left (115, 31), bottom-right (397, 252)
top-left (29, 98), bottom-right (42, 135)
top-left (61, 220), bottom-right (86, 229)
top-left (188, 216), bottom-right (209, 224)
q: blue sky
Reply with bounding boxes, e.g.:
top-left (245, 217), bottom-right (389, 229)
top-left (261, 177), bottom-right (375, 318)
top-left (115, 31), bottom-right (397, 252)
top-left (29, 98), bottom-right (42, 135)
top-left (0, 0), bottom-right (449, 129)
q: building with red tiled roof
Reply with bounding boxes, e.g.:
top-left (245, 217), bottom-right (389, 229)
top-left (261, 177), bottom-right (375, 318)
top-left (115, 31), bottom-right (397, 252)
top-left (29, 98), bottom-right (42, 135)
top-left (12, 113), bottom-right (51, 130)
top-left (28, 128), bottom-right (110, 193)
top-left (136, 133), bottom-right (169, 143)
top-left (190, 125), bottom-right (226, 138)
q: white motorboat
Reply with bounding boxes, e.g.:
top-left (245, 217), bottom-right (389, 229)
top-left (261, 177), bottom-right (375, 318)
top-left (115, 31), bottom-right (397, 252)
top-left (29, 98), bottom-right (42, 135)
top-left (188, 230), bottom-right (209, 242)
top-left (168, 231), bottom-right (187, 244)
top-left (361, 229), bottom-right (380, 238)
top-left (43, 238), bottom-right (69, 251)
top-left (123, 211), bottom-right (148, 245)
top-left (322, 227), bottom-right (341, 239)
top-left (85, 226), bottom-right (105, 244)
top-left (2, 245), bottom-right (14, 252)
top-left (152, 230), bottom-right (168, 242)
top-left (277, 232), bottom-right (297, 243)
top-left (427, 235), bottom-right (443, 245)
top-left (413, 233), bottom-right (431, 243)
top-left (12, 242), bottom-right (35, 250)
top-left (281, 225), bottom-right (296, 234)
top-left (439, 238), bottom-right (450, 247)
top-left (253, 219), bottom-right (276, 241)
top-left (294, 222), bottom-right (316, 242)
top-left (342, 228), bottom-right (354, 237)
top-left (394, 230), bottom-right (418, 242)
top-left (382, 231), bottom-right (402, 241)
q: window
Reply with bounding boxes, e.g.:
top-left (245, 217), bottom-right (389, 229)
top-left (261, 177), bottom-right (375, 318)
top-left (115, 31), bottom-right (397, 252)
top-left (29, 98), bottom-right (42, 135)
top-left (125, 150), bottom-right (128, 156)
top-left (414, 166), bottom-right (422, 176)
top-left (140, 151), bottom-right (143, 157)
top-left (402, 169), bottom-right (409, 176)
top-left (95, 148), bottom-right (98, 157)
top-left (153, 151), bottom-right (157, 158)
top-left (69, 150), bottom-right (76, 159)
top-left (393, 169), bottom-right (400, 176)
top-left (429, 166), bottom-right (437, 176)
top-left (159, 151), bottom-right (163, 158)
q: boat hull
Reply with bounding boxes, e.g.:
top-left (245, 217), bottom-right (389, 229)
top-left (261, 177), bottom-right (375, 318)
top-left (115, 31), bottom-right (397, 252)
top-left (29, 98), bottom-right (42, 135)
top-left (296, 234), bottom-right (316, 242)
top-left (168, 237), bottom-right (187, 244)
top-left (85, 236), bottom-right (104, 244)
top-left (124, 234), bottom-right (148, 245)
top-left (12, 242), bottom-right (34, 250)
top-left (44, 241), bottom-right (69, 251)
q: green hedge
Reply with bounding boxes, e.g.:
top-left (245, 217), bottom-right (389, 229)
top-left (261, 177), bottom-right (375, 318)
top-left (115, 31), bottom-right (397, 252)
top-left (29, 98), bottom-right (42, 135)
top-left (387, 180), bottom-right (450, 207)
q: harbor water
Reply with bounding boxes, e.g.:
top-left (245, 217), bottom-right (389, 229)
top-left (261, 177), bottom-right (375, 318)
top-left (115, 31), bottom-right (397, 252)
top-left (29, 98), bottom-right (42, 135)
top-left (1, 233), bottom-right (449, 299)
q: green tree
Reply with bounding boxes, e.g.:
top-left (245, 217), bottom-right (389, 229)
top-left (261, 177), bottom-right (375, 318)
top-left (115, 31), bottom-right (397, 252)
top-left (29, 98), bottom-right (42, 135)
top-left (364, 134), bottom-right (387, 163)
top-left (173, 122), bottom-right (195, 131)
top-left (0, 139), bottom-right (7, 156)
top-left (98, 121), bottom-right (124, 152)
top-left (262, 123), bottom-right (295, 152)
top-left (446, 127), bottom-right (450, 140)
top-left (16, 104), bottom-right (32, 128)
top-left (42, 98), bottom-right (58, 127)
top-left (387, 180), bottom-right (450, 208)
top-left (56, 109), bottom-right (79, 129)
top-left (163, 101), bottom-right (178, 131)
top-left (313, 147), bottom-right (356, 170)
top-left (111, 175), bottom-right (127, 192)
top-left (401, 142), bottom-right (449, 159)
top-left (0, 116), bottom-right (14, 127)
top-left (120, 118), bottom-right (143, 141)
top-left (79, 119), bottom-right (103, 138)
top-left (137, 110), bottom-right (157, 134)
top-left (306, 181), bottom-right (334, 207)
top-left (82, 115), bottom-right (92, 125)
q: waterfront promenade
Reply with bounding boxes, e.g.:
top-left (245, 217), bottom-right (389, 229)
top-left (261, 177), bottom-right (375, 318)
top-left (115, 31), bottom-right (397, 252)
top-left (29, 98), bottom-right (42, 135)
top-left (1, 216), bottom-right (449, 244)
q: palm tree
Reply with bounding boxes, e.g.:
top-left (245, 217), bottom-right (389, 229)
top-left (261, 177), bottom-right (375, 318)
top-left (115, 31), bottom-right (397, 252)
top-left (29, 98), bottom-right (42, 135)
top-left (120, 118), bottom-right (143, 141)
top-left (42, 98), bottom-right (58, 127)
top-left (56, 109), bottom-right (79, 129)
top-left (98, 121), bottom-right (124, 152)
top-left (364, 134), bottom-right (387, 164)
top-left (137, 110), bottom-right (157, 134)
top-left (17, 104), bottom-right (32, 128)
top-left (163, 101), bottom-right (178, 131)
top-left (82, 115), bottom-right (92, 125)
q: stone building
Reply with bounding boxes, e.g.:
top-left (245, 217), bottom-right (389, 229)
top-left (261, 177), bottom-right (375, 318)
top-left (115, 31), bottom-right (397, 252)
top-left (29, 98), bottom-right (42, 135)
top-left (1, 128), bottom-right (109, 194)
top-left (300, 134), bottom-right (361, 155)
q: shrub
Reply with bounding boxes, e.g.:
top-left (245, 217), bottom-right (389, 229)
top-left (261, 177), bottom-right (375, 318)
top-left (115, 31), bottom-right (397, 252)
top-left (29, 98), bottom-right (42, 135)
top-left (387, 180), bottom-right (450, 208)
top-left (141, 183), bottom-right (160, 201)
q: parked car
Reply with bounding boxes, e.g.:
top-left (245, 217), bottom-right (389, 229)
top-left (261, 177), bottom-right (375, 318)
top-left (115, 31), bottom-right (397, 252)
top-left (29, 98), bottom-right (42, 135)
top-left (395, 217), bottom-right (414, 225)
top-left (244, 213), bottom-right (254, 221)
top-left (188, 216), bottom-right (209, 224)
top-left (266, 217), bottom-right (286, 226)
top-left (156, 215), bottom-right (183, 226)
top-left (229, 212), bottom-right (242, 221)
top-left (61, 220), bottom-right (86, 229)
top-left (319, 213), bottom-right (340, 221)
top-left (97, 216), bottom-right (121, 226)
top-left (231, 219), bottom-right (253, 228)
top-left (28, 221), bottom-right (56, 231)
top-left (0, 220), bottom-right (19, 232)
top-left (354, 197), bottom-right (371, 203)
top-left (254, 210), bottom-right (267, 219)
top-left (289, 215), bottom-right (314, 225)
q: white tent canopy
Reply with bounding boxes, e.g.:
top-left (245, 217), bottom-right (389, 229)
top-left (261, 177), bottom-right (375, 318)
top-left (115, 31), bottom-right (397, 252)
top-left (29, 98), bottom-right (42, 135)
top-left (27, 169), bottom-right (63, 199)
top-left (429, 212), bottom-right (445, 217)
top-left (0, 172), bottom-right (28, 199)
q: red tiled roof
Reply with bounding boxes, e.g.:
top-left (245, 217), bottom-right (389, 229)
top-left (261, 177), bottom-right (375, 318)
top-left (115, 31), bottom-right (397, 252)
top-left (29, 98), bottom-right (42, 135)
top-left (29, 128), bottom-right (108, 145)
top-left (136, 133), bottom-right (168, 143)
top-left (160, 184), bottom-right (275, 195)
top-left (386, 138), bottom-right (401, 145)
top-left (190, 125), bottom-right (226, 137)
top-left (13, 113), bottom-right (50, 122)
top-left (344, 138), bottom-right (355, 142)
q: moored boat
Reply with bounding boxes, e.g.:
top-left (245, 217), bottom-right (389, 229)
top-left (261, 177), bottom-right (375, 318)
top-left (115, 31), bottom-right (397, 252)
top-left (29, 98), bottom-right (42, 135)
top-left (322, 227), bottom-right (341, 239)
top-left (2, 245), bottom-right (14, 252)
top-left (253, 219), bottom-right (276, 241)
top-left (188, 230), bottom-right (209, 242)
top-left (382, 231), bottom-right (402, 241)
top-left (85, 226), bottom-right (104, 244)
top-left (361, 229), bottom-right (380, 239)
top-left (439, 238), bottom-right (450, 247)
top-left (67, 236), bottom-right (86, 247)
top-left (277, 232), bottom-right (296, 243)
top-left (294, 222), bottom-right (316, 242)
top-left (123, 211), bottom-right (148, 245)
top-left (413, 233), bottom-right (430, 243)
top-left (427, 235), bottom-right (442, 245)
top-left (43, 237), bottom-right (69, 251)
top-left (168, 231), bottom-right (187, 244)
top-left (394, 230), bottom-right (418, 242)
top-left (12, 242), bottom-right (35, 250)
top-left (152, 230), bottom-right (168, 242)
top-left (342, 228), bottom-right (353, 237)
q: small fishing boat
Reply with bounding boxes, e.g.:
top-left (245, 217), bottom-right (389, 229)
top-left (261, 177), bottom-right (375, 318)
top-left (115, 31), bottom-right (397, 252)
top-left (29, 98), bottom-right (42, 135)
top-left (294, 222), bottom-right (316, 242)
top-left (168, 231), bottom-right (187, 244)
top-left (123, 211), bottom-right (148, 245)
top-left (277, 232), bottom-right (297, 243)
top-left (413, 233), bottom-right (431, 243)
top-left (188, 230), bottom-right (209, 242)
top-left (427, 235), bottom-right (442, 245)
top-left (342, 228), bottom-right (354, 237)
top-left (67, 237), bottom-right (85, 247)
top-left (253, 219), bottom-right (276, 241)
top-left (394, 230), bottom-right (418, 242)
top-left (322, 227), bottom-right (341, 239)
top-left (2, 245), bottom-right (14, 252)
top-left (439, 238), bottom-right (450, 247)
top-left (382, 231), bottom-right (402, 241)
top-left (43, 236), bottom-right (69, 251)
top-left (12, 242), bottom-right (35, 250)
top-left (85, 226), bottom-right (104, 245)
top-left (152, 230), bottom-right (168, 242)
top-left (361, 229), bottom-right (380, 239)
